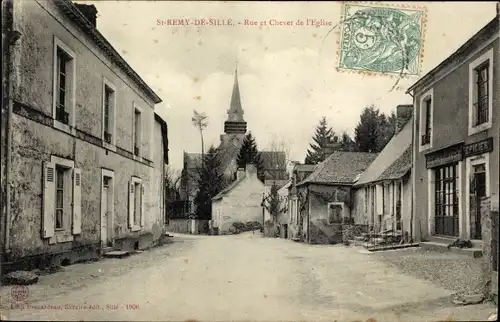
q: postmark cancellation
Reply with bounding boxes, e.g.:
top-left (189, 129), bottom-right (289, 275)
top-left (338, 2), bottom-right (427, 77)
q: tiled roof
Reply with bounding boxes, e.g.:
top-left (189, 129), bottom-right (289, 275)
top-left (212, 175), bottom-right (246, 201)
top-left (297, 151), bottom-right (378, 186)
top-left (354, 116), bottom-right (413, 187)
top-left (295, 164), bottom-right (317, 173)
top-left (377, 145), bottom-right (412, 181)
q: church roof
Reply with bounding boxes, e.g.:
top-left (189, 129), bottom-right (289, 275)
top-left (227, 69), bottom-right (245, 123)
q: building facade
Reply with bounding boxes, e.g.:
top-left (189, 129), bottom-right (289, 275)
top-left (1, 0), bottom-right (168, 272)
top-left (352, 105), bottom-right (413, 239)
top-left (211, 164), bottom-right (265, 234)
top-left (407, 16), bottom-right (498, 300)
top-left (295, 152), bottom-right (377, 244)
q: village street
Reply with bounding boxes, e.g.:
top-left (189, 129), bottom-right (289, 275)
top-left (0, 233), bottom-right (497, 322)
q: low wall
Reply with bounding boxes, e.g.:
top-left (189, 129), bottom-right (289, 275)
top-left (167, 219), bottom-right (189, 234)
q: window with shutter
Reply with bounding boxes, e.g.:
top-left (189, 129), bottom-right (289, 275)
top-left (72, 168), bottom-right (82, 235)
top-left (128, 181), bottom-right (135, 229)
top-left (43, 162), bottom-right (56, 238)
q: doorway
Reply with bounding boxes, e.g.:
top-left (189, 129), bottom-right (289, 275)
top-left (471, 164), bottom-right (486, 239)
top-left (101, 170), bottom-right (114, 247)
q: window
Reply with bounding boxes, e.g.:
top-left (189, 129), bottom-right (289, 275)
top-left (55, 166), bottom-right (65, 230)
top-left (102, 78), bottom-right (116, 149)
top-left (42, 157), bottom-right (82, 242)
top-left (469, 48), bottom-right (493, 135)
top-left (133, 104), bottom-right (142, 157)
top-left (422, 98), bottom-right (432, 145)
top-left (474, 63), bottom-right (489, 125)
top-left (52, 37), bottom-right (76, 134)
top-left (327, 203), bottom-right (343, 224)
top-left (55, 50), bottom-right (69, 125)
top-left (419, 88), bottom-right (433, 151)
top-left (128, 177), bottom-right (144, 231)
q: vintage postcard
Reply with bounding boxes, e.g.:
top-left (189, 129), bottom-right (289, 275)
top-left (1, 0), bottom-right (499, 321)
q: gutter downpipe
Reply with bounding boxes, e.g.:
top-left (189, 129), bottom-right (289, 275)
top-left (409, 91), bottom-right (416, 243)
top-left (3, 0), bottom-right (20, 256)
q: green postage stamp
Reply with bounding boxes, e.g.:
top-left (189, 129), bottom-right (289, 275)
top-left (338, 3), bottom-right (426, 76)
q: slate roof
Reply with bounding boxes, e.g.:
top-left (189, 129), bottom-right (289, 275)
top-left (377, 145), bottom-right (412, 181)
top-left (297, 151), bottom-right (378, 186)
top-left (354, 116), bottom-right (413, 187)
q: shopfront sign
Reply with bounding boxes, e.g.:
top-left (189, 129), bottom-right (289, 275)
top-left (464, 137), bottom-right (493, 158)
top-left (425, 143), bottom-right (464, 169)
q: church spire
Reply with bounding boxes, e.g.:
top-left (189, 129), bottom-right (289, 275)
top-left (224, 68), bottom-right (247, 134)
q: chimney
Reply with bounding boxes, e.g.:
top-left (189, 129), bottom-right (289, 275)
top-left (74, 3), bottom-right (98, 27)
top-left (236, 167), bottom-right (245, 180)
top-left (395, 104), bottom-right (413, 134)
top-left (323, 142), bottom-right (341, 157)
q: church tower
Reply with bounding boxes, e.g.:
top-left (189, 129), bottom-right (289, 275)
top-left (219, 69), bottom-right (247, 149)
top-left (224, 69), bottom-right (247, 134)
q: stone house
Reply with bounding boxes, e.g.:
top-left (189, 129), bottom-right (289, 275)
top-left (406, 16), bottom-right (498, 300)
top-left (295, 152), bottom-right (377, 244)
top-left (211, 164), bottom-right (265, 234)
top-left (1, 0), bottom-right (169, 272)
top-left (287, 163), bottom-right (316, 240)
top-left (352, 105), bottom-right (413, 239)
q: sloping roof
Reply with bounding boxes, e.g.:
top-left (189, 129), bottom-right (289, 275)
top-left (377, 145), bottom-right (412, 182)
top-left (212, 175), bottom-right (246, 201)
top-left (407, 17), bottom-right (498, 94)
top-left (154, 113), bottom-right (169, 164)
top-left (297, 151), bottom-right (378, 186)
top-left (354, 116), bottom-right (413, 187)
top-left (55, 0), bottom-right (162, 104)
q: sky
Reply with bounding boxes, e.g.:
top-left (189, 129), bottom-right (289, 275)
top-left (80, 1), bottom-right (497, 170)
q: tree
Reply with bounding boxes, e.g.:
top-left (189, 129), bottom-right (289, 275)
top-left (193, 146), bottom-right (226, 220)
top-left (164, 165), bottom-right (181, 201)
top-left (339, 132), bottom-right (356, 152)
top-left (353, 105), bottom-right (395, 153)
top-left (305, 117), bottom-right (339, 165)
top-left (191, 110), bottom-right (209, 159)
top-left (265, 134), bottom-right (291, 180)
top-left (236, 132), bottom-right (265, 180)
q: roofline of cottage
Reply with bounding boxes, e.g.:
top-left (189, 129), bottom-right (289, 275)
top-left (406, 17), bottom-right (498, 94)
top-left (352, 169), bottom-right (411, 188)
top-left (55, 0), bottom-right (162, 104)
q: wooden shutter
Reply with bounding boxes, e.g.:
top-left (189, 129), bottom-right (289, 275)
top-left (128, 181), bottom-right (134, 229)
top-left (376, 184), bottom-right (383, 215)
top-left (42, 162), bottom-right (56, 238)
top-left (72, 168), bottom-right (82, 235)
top-left (140, 184), bottom-right (145, 227)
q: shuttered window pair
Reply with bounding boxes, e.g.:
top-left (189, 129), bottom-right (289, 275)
top-left (128, 179), bottom-right (145, 231)
top-left (42, 161), bottom-right (82, 238)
